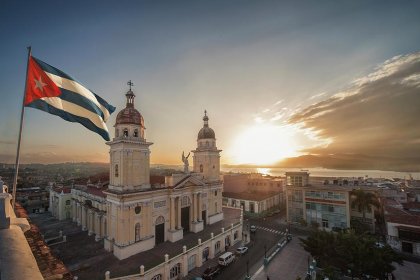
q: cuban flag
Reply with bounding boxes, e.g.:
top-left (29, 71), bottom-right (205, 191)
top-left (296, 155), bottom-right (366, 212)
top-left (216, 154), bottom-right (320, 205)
top-left (25, 56), bottom-right (115, 141)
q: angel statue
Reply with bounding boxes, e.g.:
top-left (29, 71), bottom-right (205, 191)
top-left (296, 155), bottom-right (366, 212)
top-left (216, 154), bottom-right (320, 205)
top-left (182, 151), bottom-right (191, 173)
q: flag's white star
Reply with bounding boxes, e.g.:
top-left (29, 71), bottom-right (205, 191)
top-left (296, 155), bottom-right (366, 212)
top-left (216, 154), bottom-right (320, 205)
top-left (34, 76), bottom-right (47, 91)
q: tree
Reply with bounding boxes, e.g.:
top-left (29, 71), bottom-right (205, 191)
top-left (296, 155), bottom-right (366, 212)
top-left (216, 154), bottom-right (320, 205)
top-left (350, 189), bottom-right (380, 223)
top-left (300, 230), bottom-right (403, 279)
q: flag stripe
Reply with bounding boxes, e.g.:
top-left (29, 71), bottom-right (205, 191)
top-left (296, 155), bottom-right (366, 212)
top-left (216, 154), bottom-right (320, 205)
top-left (92, 92), bottom-right (116, 115)
top-left (27, 98), bottom-right (111, 141)
top-left (45, 72), bottom-right (111, 121)
top-left (33, 57), bottom-right (74, 82)
top-left (59, 88), bottom-right (106, 120)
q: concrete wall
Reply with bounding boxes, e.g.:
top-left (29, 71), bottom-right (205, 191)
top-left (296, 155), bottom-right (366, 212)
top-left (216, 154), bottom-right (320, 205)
top-left (0, 188), bottom-right (43, 280)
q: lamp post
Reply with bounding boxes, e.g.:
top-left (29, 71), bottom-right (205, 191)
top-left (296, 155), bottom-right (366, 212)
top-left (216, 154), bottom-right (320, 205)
top-left (245, 260), bottom-right (250, 280)
top-left (264, 244), bottom-right (268, 266)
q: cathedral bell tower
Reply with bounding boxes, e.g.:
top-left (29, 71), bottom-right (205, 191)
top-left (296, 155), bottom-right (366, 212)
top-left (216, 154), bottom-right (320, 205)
top-left (107, 82), bottom-right (153, 192)
top-left (192, 111), bottom-right (222, 181)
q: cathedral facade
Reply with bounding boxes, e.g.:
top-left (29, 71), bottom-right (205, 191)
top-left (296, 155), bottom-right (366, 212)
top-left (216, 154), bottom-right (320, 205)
top-left (50, 87), bottom-right (224, 260)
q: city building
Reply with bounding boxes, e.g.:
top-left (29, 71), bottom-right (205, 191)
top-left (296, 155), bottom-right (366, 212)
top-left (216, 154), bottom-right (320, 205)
top-left (285, 172), bottom-right (377, 231)
top-left (49, 88), bottom-right (225, 260)
top-left (223, 173), bottom-right (285, 213)
top-left (223, 191), bottom-right (282, 213)
top-left (385, 199), bottom-right (420, 256)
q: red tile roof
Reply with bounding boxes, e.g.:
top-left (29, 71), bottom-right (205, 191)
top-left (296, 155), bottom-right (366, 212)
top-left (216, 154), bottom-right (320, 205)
top-left (15, 203), bottom-right (73, 280)
top-left (384, 204), bottom-right (420, 226)
top-left (85, 186), bottom-right (107, 198)
top-left (52, 186), bottom-right (71, 194)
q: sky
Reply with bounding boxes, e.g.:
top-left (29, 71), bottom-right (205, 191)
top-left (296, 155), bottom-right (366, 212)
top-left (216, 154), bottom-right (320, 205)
top-left (0, 1), bottom-right (420, 168)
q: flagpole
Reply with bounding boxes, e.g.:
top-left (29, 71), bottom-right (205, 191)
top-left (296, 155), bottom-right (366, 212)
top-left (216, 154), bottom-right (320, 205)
top-left (11, 46), bottom-right (31, 209)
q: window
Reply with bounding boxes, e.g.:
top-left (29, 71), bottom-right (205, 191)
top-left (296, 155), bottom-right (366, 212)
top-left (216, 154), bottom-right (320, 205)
top-left (322, 219), bottom-right (329, 228)
top-left (135, 223), bottom-right (140, 241)
top-left (215, 190), bottom-right (217, 196)
top-left (123, 129), bottom-right (128, 137)
top-left (135, 206), bottom-right (141, 214)
top-left (65, 200), bottom-right (71, 206)
top-left (135, 223), bottom-right (141, 241)
top-left (134, 129), bottom-right (138, 137)
top-left (215, 241), bottom-right (221, 253)
top-left (151, 275), bottom-right (162, 280)
top-left (170, 263), bottom-right (181, 278)
top-left (200, 164), bottom-right (203, 172)
top-left (115, 164), bottom-right (119, 177)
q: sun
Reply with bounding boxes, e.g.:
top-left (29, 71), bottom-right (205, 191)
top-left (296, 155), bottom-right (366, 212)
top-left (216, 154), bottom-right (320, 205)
top-left (229, 124), bottom-right (300, 165)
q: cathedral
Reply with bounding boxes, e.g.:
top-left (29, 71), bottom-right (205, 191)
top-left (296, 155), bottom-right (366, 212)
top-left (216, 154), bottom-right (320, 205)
top-left (50, 86), bottom-right (224, 260)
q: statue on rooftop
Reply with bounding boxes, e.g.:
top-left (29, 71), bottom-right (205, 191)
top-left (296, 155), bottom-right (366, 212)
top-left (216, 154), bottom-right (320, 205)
top-left (182, 151), bottom-right (191, 173)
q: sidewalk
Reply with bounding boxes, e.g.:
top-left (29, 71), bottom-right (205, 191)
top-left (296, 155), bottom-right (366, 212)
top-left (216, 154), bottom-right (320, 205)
top-left (251, 236), bottom-right (308, 280)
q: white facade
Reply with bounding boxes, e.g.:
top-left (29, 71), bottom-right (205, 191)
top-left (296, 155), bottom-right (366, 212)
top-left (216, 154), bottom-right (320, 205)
top-left (103, 93), bottom-right (224, 259)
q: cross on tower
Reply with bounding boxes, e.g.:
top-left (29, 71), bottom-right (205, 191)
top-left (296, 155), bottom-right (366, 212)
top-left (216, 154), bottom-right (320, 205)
top-left (127, 80), bottom-right (134, 91)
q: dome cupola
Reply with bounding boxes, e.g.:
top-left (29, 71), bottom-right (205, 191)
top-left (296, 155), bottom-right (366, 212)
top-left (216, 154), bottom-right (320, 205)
top-left (197, 110), bottom-right (215, 140)
top-left (115, 81), bottom-right (144, 127)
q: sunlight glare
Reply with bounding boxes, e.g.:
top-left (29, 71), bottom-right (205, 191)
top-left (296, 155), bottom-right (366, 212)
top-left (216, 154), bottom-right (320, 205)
top-left (230, 124), bottom-right (300, 165)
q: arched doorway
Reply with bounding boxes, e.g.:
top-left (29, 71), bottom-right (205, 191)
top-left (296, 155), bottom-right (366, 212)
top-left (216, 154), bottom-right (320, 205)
top-left (155, 216), bottom-right (165, 245)
top-left (181, 196), bottom-right (191, 232)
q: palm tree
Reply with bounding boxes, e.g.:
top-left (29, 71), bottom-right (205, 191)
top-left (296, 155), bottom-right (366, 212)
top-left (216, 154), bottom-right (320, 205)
top-left (350, 189), bottom-right (380, 223)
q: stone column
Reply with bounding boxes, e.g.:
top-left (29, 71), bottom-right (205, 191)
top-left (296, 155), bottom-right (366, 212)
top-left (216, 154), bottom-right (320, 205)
top-left (71, 201), bottom-right (76, 222)
top-left (170, 197), bottom-right (175, 231)
top-left (177, 197), bottom-right (181, 229)
top-left (192, 193), bottom-right (197, 222)
top-left (81, 206), bottom-right (87, 231)
top-left (76, 203), bottom-right (81, 225)
top-left (197, 193), bottom-right (201, 221)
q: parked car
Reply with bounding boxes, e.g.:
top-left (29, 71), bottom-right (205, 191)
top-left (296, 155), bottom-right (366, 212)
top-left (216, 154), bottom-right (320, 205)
top-left (202, 265), bottom-right (221, 280)
top-left (250, 225), bottom-right (257, 233)
top-left (218, 251), bottom-right (235, 266)
top-left (236, 246), bottom-right (248, 255)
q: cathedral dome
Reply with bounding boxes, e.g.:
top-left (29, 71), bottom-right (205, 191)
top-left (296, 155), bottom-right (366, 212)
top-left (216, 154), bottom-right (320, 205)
top-left (197, 111), bottom-right (215, 140)
top-left (115, 89), bottom-right (144, 126)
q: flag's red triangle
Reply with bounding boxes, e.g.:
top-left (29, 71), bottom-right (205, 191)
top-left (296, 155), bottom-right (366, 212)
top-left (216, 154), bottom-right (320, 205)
top-left (25, 56), bottom-right (61, 106)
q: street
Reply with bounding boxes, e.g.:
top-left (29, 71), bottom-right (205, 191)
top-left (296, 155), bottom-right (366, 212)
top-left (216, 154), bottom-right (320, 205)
top-left (217, 213), bottom-right (292, 280)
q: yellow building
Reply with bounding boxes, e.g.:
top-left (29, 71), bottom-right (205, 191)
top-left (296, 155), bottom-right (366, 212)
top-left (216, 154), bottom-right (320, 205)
top-left (50, 87), bottom-right (224, 260)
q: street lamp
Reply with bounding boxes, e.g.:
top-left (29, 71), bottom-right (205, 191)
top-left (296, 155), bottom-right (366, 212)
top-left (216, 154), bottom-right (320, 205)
top-left (244, 259), bottom-right (250, 280)
top-left (264, 245), bottom-right (268, 266)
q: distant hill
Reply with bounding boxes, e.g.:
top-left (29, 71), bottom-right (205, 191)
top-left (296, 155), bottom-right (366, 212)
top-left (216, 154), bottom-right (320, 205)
top-left (222, 154), bottom-right (420, 172)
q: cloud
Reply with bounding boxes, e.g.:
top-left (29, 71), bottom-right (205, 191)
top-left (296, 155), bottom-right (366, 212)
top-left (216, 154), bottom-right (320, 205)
top-left (288, 51), bottom-right (420, 169)
top-left (309, 92), bottom-right (327, 100)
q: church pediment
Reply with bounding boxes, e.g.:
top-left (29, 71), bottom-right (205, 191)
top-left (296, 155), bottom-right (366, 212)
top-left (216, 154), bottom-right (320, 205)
top-left (173, 175), bottom-right (205, 189)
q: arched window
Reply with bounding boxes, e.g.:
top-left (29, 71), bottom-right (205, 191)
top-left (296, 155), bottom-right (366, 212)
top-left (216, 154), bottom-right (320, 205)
top-left (155, 216), bottom-right (165, 225)
top-left (135, 223), bottom-right (140, 242)
top-left (170, 263), bottom-right (181, 278)
top-left (115, 164), bottom-right (119, 177)
top-left (134, 129), bottom-right (138, 137)
top-left (123, 129), bottom-right (128, 137)
top-left (151, 275), bottom-right (162, 280)
top-left (200, 164), bottom-right (203, 173)
top-left (135, 206), bottom-right (141, 214)
top-left (215, 240), bottom-right (221, 253)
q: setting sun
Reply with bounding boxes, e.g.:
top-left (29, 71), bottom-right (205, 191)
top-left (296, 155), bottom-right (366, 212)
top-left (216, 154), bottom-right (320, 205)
top-left (229, 124), bottom-right (300, 165)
